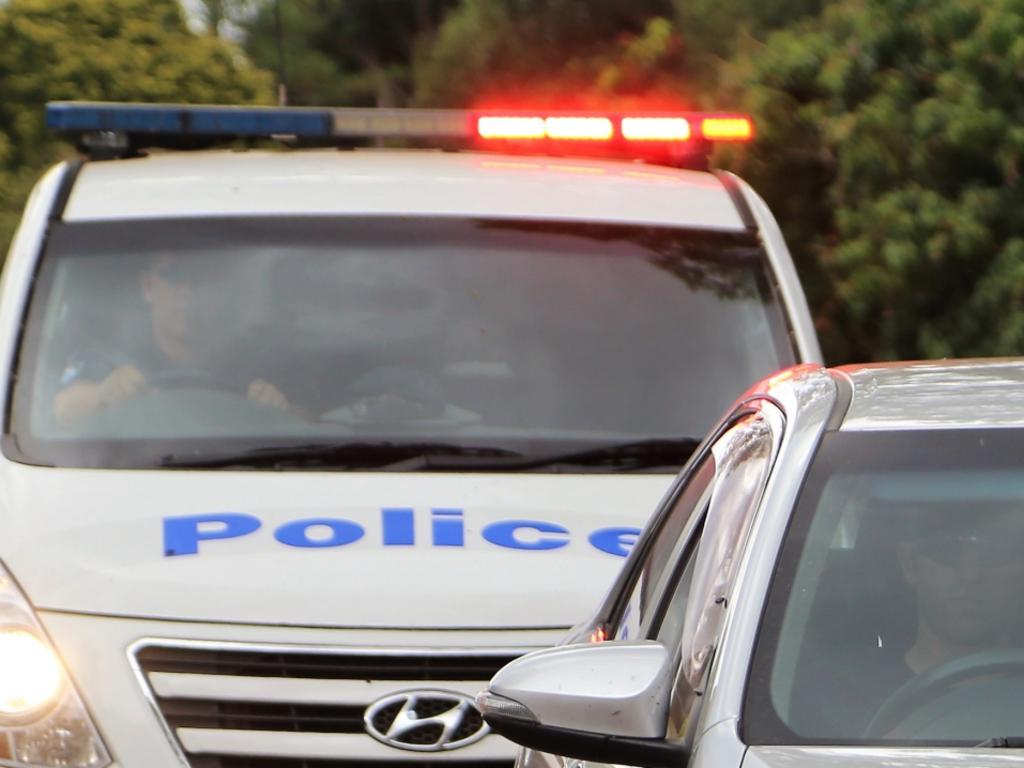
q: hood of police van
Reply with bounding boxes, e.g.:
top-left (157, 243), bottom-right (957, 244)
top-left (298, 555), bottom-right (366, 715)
top-left (0, 465), bottom-right (669, 627)
top-left (745, 747), bottom-right (1023, 768)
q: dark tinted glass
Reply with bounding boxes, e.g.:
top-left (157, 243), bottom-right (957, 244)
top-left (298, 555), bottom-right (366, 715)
top-left (9, 217), bottom-right (795, 469)
top-left (746, 429), bottom-right (1024, 746)
top-left (613, 458), bottom-right (715, 640)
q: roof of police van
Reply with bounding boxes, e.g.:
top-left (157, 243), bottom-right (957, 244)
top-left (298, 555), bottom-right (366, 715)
top-left (832, 358), bottom-right (1024, 430)
top-left (61, 149), bottom-right (749, 229)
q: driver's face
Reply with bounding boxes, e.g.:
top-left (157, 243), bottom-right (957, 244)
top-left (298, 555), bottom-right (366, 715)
top-left (142, 257), bottom-right (202, 341)
top-left (903, 517), bottom-right (1024, 649)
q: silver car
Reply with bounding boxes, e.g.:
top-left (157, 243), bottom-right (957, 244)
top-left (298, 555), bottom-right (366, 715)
top-left (479, 358), bottom-right (1024, 768)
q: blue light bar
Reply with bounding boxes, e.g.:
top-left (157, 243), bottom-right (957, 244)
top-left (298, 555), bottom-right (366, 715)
top-left (45, 101), bottom-right (471, 141)
top-left (47, 102), bottom-right (324, 137)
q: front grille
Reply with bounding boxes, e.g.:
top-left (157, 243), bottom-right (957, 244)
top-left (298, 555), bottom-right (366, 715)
top-left (158, 698), bottom-right (366, 732)
top-left (133, 641), bottom-right (523, 768)
top-left (137, 645), bottom-right (513, 680)
top-left (201, 761), bottom-right (507, 768)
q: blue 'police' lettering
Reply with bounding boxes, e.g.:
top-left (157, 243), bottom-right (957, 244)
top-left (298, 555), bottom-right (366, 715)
top-left (164, 513), bottom-right (261, 557)
top-left (274, 518), bottom-right (365, 548)
top-left (482, 520), bottom-right (569, 551)
top-left (589, 527), bottom-right (642, 558)
top-left (163, 509), bottom-right (635, 557)
top-left (431, 508), bottom-right (465, 547)
top-left (382, 508), bottom-right (415, 545)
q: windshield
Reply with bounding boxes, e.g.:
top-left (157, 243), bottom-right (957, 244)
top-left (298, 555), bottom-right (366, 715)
top-left (9, 216), bottom-right (794, 470)
top-left (745, 429), bottom-right (1024, 746)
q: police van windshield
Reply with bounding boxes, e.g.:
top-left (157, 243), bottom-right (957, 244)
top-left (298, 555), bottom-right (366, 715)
top-left (9, 217), bottom-right (794, 470)
top-left (745, 429), bottom-right (1024, 747)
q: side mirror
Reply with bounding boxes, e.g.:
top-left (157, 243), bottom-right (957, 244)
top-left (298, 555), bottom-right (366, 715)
top-left (477, 640), bottom-right (685, 768)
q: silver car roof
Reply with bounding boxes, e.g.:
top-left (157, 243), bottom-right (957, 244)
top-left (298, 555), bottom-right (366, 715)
top-left (753, 358), bottom-right (1024, 431)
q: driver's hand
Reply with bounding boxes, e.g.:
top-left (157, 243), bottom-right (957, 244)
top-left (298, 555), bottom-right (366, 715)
top-left (247, 379), bottom-right (289, 411)
top-left (98, 365), bottom-right (148, 407)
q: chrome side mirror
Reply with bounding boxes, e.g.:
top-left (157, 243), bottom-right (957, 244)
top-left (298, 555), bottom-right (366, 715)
top-left (477, 640), bottom-right (685, 768)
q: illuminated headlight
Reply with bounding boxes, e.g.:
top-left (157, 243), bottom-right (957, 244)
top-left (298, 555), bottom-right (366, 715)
top-left (0, 566), bottom-right (110, 768)
top-left (0, 629), bottom-right (63, 721)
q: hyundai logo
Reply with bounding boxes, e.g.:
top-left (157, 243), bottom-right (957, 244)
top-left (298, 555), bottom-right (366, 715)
top-left (364, 689), bottom-right (489, 751)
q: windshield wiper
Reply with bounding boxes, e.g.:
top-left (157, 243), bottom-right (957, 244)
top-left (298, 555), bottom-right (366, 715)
top-left (479, 437), bottom-right (702, 472)
top-left (158, 441), bottom-right (524, 469)
top-left (158, 437), bottom-right (699, 472)
top-left (388, 437), bottom-right (703, 472)
top-left (976, 737), bottom-right (1024, 748)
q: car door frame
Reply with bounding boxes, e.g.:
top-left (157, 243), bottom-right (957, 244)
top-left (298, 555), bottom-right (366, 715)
top-left (688, 369), bottom-right (840, 768)
top-left (574, 401), bottom-right (763, 645)
top-left (542, 398), bottom-right (787, 768)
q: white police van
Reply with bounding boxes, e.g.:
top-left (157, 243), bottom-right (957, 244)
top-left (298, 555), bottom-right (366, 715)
top-left (0, 103), bottom-right (820, 768)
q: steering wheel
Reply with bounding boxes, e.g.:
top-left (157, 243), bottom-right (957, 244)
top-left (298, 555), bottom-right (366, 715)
top-left (864, 650), bottom-right (1024, 737)
top-left (148, 368), bottom-right (238, 393)
top-left (339, 366), bottom-right (445, 420)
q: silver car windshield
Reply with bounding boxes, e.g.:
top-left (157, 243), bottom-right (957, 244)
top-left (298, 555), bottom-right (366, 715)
top-left (745, 428), bottom-right (1024, 746)
top-left (9, 217), bottom-right (794, 470)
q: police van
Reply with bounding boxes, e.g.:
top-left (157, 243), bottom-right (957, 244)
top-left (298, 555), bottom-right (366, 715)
top-left (0, 103), bottom-right (820, 768)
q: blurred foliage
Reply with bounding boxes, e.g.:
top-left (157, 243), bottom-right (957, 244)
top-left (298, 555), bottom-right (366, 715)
top-left (722, 0), bottom-right (1024, 361)
top-left (410, 0), bottom-right (828, 107)
top-left (412, 0), bottom-right (687, 107)
top-left (0, 0), bottom-right (273, 252)
top-left (239, 0), bottom-right (457, 106)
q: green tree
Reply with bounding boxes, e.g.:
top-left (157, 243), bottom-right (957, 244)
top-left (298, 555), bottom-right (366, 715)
top-left (240, 0), bottom-right (457, 107)
top-left (674, 0), bottom-right (828, 84)
top-left (0, 0), bottom-right (274, 251)
top-left (411, 0), bottom-right (832, 108)
top-left (413, 0), bottom-right (686, 108)
top-left (722, 0), bottom-right (1024, 362)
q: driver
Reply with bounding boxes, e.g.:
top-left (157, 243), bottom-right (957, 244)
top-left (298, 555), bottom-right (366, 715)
top-left (794, 504), bottom-right (1024, 738)
top-left (54, 255), bottom-right (290, 428)
top-left (898, 507), bottom-right (1024, 673)
top-left (864, 506), bottom-right (1024, 736)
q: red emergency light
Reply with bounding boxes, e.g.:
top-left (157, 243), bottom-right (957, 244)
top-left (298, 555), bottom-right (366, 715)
top-left (621, 117), bottom-right (692, 141)
top-left (477, 116), bottom-right (545, 140)
top-left (544, 116), bottom-right (614, 141)
top-left (474, 112), bottom-right (754, 145)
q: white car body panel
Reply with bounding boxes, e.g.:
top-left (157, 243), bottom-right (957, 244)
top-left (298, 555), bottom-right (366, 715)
top-left (4, 464), bottom-right (665, 627)
top-left (732, 175), bottom-right (822, 363)
top-left (63, 151), bottom-right (747, 230)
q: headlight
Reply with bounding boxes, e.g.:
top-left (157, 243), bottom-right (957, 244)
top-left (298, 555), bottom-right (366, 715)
top-left (0, 566), bottom-right (110, 768)
top-left (0, 629), bottom-right (64, 721)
